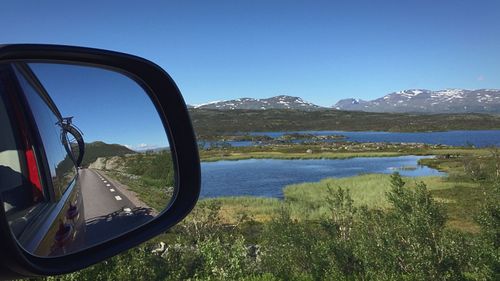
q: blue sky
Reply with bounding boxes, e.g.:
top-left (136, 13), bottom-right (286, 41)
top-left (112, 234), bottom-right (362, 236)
top-left (2, 0), bottom-right (500, 108)
top-left (29, 63), bottom-right (169, 150)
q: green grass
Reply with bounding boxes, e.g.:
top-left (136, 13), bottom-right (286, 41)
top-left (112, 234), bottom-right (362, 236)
top-left (286, 174), bottom-right (437, 209)
top-left (205, 172), bottom-right (483, 232)
top-left (284, 174), bottom-right (480, 225)
top-left (202, 197), bottom-right (281, 223)
top-left (430, 183), bottom-right (492, 232)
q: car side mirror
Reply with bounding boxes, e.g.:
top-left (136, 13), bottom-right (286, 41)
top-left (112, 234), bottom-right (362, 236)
top-left (0, 44), bottom-right (200, 278)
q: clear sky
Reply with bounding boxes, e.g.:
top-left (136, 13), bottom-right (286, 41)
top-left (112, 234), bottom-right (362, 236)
top-left (1, 0), bottom-right (500, 107)
top-left (29, 63), bottom-right (169, 150)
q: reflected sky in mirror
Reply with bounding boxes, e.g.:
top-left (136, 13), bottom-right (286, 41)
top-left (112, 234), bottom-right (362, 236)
top-left (29, 63), bottom-right (168, 151)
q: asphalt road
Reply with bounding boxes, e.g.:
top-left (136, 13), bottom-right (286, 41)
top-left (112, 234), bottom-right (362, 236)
top-left (79, 168), bottom-right (136, 220)
top-left (79, 168), bottom-right (154, 247)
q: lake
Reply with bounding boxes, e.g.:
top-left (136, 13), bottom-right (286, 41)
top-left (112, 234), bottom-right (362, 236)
top-left (209, 130), bottom-right (500, 147)
top-left (200, 155), bottom-right (444, 198)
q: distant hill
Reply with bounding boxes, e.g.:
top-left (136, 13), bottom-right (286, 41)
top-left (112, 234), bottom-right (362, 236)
top-left (189, 108), bottom-right (500, 135)
top-left (192, 95), bottom-right (323, 110)
top-left (81, 141), bottom-right (136, 167)
top-left (189, 89), bottom-right (500, 114)
top-left (334, 89), bottom-right (500, 114)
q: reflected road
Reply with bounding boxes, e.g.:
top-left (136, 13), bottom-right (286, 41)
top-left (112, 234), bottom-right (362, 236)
top-left (79, 168), bottom-right (136, 219)
top-left (78, 168), bottom-right (153, 246)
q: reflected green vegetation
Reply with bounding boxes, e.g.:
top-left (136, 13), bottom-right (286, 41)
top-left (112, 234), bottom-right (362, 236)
top-left (104, 151), bottom-right (175, 212)
top-left (87, 148), bottom-right (175, 212)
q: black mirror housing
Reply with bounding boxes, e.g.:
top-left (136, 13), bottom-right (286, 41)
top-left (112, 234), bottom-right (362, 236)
top-left (0, 44), bottom-right (200, 278)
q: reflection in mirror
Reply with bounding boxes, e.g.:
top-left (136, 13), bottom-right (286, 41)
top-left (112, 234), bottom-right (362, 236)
top-left (0, 62), bottom-right (174, 257)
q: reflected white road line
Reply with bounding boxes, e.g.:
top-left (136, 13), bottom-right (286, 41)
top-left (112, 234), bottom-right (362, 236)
top-left (115, 196), bottom-right (122, 201)
top-left (110, 189), bottom-right (115, 192)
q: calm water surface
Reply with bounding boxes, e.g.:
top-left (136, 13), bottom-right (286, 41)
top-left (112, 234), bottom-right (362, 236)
top-left (201, 156), bottom-right (444, 198)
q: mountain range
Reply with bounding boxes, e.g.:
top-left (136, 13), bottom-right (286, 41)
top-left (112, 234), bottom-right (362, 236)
top-left (190, 89), bottom-right (500, 114)
top-left (192, 95), bottom-right (322, 110)
top-left (334, 89), bottom-right (500, 113)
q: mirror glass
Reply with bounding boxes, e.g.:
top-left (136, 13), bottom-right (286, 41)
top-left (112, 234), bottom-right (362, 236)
top-left (0, 62), bottom-right (174, 256)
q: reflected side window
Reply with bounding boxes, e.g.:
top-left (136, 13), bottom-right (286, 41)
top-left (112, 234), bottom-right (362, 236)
top-left (0, 64), bottom-right (49, 237)
top-left (0, 70), bottom-right (37, 218)
top-left (13, 66), bottom-right (77, 200)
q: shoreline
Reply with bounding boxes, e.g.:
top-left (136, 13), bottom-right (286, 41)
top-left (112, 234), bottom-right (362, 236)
top-left (200, 151), bottom-right (406, 162)
top-left (199, 147), bottom-right (483, 162)
top-left (201, 128), bottom-right (500, 135)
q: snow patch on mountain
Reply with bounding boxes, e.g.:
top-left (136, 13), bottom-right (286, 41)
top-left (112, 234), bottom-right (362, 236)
top-left (334, 88), bottom-right (500, 113)
top-left (194, 95), bottom-right (323, 110)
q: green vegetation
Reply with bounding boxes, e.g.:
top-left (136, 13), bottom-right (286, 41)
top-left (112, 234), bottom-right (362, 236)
top-left (199, 173), bottom-right (483, 233)
top-left (284, 175), bottom-right (455, 215)
top-left (190, 108), bottom-right (500, 135)
top-left (45, 171), bottom-right (499, 280)
top-left (121, 151), bottom-right (174, 187)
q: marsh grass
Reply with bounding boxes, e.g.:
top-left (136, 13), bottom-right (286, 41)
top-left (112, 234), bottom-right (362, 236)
top-left (202, 197), bottom-right (281, 223)
top-left (204, 172), bottom-right (482, 232)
